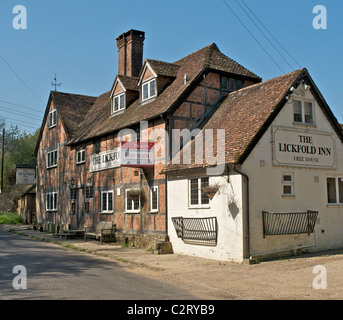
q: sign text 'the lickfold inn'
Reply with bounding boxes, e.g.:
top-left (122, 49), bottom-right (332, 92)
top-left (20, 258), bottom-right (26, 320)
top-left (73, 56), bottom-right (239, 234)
top-left (273, 127), bottom-right (335, 168)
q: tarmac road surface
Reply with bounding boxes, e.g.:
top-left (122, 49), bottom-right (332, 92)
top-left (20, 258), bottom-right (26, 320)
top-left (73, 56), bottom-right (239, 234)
top-left (2, 225), bottom-right (343, 301)
top-left (0, 228), bottom-right (231, 300)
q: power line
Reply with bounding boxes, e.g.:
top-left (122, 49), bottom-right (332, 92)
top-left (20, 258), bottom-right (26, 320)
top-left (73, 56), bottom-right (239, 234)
top-left (5, 122), bottom-right (39, 132)
top-left (2, 116), bottom-right (40, 130)
top-left (0, 105), bottom-right (42, 121)
top-left (220, 0), bottom-right (286, 74)
top-left (0, 115), bottom-right (40, 132)
top-left (240, 0), bottom-right (302, 69)
top-left (234, 0), bottom-right (294, 71)
top-left (0, 99), bottom-right (43, 114)
top-left (4, 120), bottom-right (39, 130)
top-left (0, 52), bottom-right (45, 104)
top-left (5, 125), bottom-right (39, 133)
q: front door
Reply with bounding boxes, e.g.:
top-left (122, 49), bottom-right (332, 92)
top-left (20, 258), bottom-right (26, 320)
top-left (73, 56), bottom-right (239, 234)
top-left (77, 188), bottom-right (85, 229)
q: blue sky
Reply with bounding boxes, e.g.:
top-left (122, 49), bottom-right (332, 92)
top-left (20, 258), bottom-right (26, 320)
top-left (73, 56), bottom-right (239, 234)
top-left (0, 0), bottom-right (342, 133)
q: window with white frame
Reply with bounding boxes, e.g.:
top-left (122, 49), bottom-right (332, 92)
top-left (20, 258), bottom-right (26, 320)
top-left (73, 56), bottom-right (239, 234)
top-left (189, 177), bottom-right (210, 207)
top-left (48, 109), bottom-right (57, 128)
top-left (112, 93), bottom-right (125, 114)
top-left (125, 189), bottom-right (140, 213)
top-left (46, 192), bottom-right (57, 211)
top-left (282, 172), bottom-right (294, 196)
top-left (327, 177), bottom-right (343, 204)
top-left (47, 149), bottom-right (58, 168)
top-left (76, 149), bottom-right (86, 164)
top-left (293, 100), bottom-right (314, 125)
top-left (150, 186), bottom-right (158, 212)
top-left (142, 78), bottom-right (156, 101)
top-left (101, 190), bottom-right (113, 213)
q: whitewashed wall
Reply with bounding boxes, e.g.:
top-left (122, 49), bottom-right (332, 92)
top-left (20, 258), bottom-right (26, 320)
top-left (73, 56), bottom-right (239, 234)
top-left (167, 169), bottom-right (244, 262)
top-left (242, 89), bottom-right (343, 258)
top-left (167, 87), bottom-right (343, 262)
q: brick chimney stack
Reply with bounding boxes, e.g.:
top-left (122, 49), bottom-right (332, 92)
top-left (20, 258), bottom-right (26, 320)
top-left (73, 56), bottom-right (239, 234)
top-left (116, 29), bottom-right (145, 78)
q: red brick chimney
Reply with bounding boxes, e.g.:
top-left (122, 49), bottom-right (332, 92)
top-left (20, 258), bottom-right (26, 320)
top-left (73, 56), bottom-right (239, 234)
top-left (116, 29), bottom-right (145, 78)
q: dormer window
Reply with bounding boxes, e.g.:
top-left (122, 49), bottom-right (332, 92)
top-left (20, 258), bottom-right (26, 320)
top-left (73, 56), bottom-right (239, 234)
top-left (142, 78), bottom-right (156, 101)
top-left (112, 93), bottom-right (125, 114)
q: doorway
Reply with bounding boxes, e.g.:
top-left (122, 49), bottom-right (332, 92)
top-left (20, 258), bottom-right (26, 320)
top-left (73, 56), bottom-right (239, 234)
top-left (77, 188), bottom-right (85, 229)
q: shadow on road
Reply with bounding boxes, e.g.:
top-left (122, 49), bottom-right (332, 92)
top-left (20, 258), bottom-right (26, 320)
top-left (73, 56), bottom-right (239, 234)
top-left (0, 229), bottom-right (202, 300)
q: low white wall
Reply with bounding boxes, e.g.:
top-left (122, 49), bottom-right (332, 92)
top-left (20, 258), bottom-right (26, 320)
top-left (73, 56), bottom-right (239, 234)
top-left (242, 89), bottom-right (343, 257)
top-left (167, 170), bottom-right (244, 262)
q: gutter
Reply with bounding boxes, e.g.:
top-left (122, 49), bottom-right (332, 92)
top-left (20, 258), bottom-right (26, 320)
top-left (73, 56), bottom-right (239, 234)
top-left (230, 164), bottom-right (250, 261)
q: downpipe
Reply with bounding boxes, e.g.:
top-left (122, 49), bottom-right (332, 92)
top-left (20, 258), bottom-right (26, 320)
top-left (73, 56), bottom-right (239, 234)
top-left (231, 164), bottom-right (318, 261)
top-left (230, 165), bottom-right (250, 260)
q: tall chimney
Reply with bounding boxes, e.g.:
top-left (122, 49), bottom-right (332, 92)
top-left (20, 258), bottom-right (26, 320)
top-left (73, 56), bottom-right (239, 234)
top-left (116, 29), bottom-right (145, 78)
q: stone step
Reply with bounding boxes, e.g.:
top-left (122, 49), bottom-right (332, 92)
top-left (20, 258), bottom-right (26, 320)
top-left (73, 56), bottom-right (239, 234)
top-left (53, 230), bottom-right (84, 239)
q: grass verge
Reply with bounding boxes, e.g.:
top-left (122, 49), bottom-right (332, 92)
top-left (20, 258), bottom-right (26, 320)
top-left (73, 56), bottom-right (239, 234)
top-left (0, 212), bottom-right (24, 225)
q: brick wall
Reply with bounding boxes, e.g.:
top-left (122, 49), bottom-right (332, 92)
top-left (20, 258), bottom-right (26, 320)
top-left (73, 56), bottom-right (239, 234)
top-left (36, 70), bottom-right (252, 241)
top-left (171, 72), bottom-right (222, 131)
top-left (36, 104), bottom-right (168, 237)
top-left (36, 99), bottom-right (70, 228)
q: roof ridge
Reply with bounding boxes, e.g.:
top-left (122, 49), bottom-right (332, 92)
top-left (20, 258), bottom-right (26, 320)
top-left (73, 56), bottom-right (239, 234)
top-left (50, 90), bottom-right (97, 99)
top-left (173, 43), bottom-right (220, 65)
top-left (117, 74), bottom-right (138, 79)
top-left (213, 50), bottom-right (262, 80)
top-left (228, 68), bottom-right (305, 96)
top-left (204, 44), bottom-right (214, 69)
top-left (146, 58), bottom-right (179, 66)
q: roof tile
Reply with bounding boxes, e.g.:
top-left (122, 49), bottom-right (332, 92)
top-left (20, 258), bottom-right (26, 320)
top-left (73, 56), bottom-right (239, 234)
top-left (68, 43), bottom-right (261, 144)
top-left (162, 68), bottom-right (304, 172)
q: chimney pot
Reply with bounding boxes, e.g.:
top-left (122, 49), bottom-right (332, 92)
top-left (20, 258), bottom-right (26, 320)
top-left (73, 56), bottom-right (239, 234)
top-left (116, 29), bottom-right (145, 78)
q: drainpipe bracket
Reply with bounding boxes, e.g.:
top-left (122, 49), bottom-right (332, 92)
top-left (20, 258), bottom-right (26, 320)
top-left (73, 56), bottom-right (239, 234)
top-left (243, 258), bottom-right (256, 265)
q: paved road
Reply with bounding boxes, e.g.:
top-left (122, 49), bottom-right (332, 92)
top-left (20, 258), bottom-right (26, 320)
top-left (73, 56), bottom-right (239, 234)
top-left (5, 225), bottom-right (343, 301)
top-left (0, 228), bottom-right (216, 300)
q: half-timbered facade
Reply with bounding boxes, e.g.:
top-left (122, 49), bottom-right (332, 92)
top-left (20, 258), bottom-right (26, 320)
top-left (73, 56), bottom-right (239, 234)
top-left (35, 29), bottom-right (261, 247)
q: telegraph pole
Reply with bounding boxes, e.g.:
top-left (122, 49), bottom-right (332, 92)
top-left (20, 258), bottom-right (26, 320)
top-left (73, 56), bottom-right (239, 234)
top-left (1, 128), bottom-right (4, 193)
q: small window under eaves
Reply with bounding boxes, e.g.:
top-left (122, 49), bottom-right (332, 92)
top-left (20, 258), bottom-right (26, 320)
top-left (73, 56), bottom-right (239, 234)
top-left (221, 77), bottom-right (244, 93)
top-left (112, 93), bottom-right (126, 115)
top-left (142, 78), bottom-right (157, 102)
top-left (48, 109), bottom-right (57, 128)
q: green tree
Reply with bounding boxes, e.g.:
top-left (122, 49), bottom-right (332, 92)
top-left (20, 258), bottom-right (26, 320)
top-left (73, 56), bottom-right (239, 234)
top-left (0, 122), bottom-right (39, 191)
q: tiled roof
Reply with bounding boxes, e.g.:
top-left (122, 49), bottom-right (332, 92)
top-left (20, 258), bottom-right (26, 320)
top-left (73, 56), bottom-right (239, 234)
top-left (116, 75), bottom-right (139, 92)
top-left (34, 91), bottom-right (97, 156)
top-left (50, 91), bottom-right (97, 137)
top-left (68, 43), bottom-right (261, 145)
top-left (175, 43), bottom-right (261, 80)
top-left (162, 68), bottom-right (305, 173)
top-left (145, 59), bottom-right (179, 78)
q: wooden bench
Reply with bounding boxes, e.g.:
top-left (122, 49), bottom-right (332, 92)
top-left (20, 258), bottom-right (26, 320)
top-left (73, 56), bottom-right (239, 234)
top-left (84, 221), bottom-right (116, 244)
